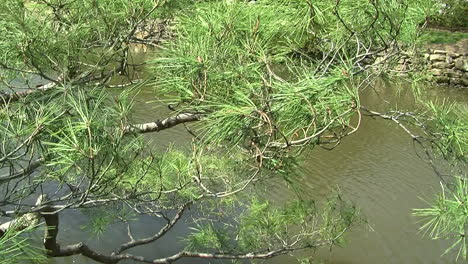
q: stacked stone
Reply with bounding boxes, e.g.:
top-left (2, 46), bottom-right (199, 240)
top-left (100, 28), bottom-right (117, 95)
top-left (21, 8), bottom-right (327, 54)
top-left (424, 49), bottom-right (468, 87)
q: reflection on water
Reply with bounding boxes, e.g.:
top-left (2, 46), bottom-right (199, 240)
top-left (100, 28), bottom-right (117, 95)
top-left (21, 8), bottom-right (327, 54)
top-left (42, 70), bottom-right (468, 263)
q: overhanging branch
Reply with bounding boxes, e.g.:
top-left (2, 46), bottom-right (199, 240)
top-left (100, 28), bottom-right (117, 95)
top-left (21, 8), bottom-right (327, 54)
top-left (115, 201), bottom-right (192, 254)
top-left (124, 113), bottom-right (200, 133)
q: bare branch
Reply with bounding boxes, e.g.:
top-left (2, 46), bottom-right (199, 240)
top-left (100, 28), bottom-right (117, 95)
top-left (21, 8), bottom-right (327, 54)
top-left (0, 158), bottom-right (44, 183)
top-left (115, 201), bottom-right (192, 254)
top-left (124, 113), bottom-right (201, 133)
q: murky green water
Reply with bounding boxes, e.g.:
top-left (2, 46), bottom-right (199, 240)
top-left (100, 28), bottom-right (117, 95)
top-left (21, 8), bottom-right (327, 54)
top-left (21, 52), bottom-right (468, 264)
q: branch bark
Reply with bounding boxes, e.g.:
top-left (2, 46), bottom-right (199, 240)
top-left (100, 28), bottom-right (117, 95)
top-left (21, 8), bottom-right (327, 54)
top-left (0, 196), bottom-right (338, 264)
top-left (124, 113), bottom-right (200, 133)
top-left (115, 202), bottom-right (191, 254)
top-left (0, 82), bottom-right (57, 105)
top-left (0, 195), bottom-right (45, 237)
top-left (121, 249), bottom-right (291, 263)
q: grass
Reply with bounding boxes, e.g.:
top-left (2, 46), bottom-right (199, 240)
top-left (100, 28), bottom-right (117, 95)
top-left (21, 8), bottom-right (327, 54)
top-left (419, 29), bottom-right (468, 44)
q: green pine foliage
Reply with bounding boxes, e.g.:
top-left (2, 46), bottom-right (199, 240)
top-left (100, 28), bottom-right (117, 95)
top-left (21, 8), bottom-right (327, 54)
top-left (426, 102), bottom-right (468, 162)
top-left (151, 0), bottom-right (359, 151)
top-left (0, 226), bottom-right (46, 264)
top-left (0, 0), bottom-right (466, 263)
top-left (414, 177), bottom-right (468, 260)
top-left (429, 0), bottom-right (468, 28)
top-left (185, 195), bottom-right (359, 254)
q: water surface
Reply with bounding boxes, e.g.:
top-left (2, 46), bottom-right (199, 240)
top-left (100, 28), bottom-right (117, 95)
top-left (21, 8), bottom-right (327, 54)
top-left (34, 61), bottom-right (468, 263)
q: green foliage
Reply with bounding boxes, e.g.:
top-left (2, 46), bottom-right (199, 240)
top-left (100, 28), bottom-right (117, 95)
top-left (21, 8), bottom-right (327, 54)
top-left (151, 0), bottom-right (435, 154)
top-left (42, 88), bottom-right (141, 181)
top-left (81, 206), bottom-right (136, 237)
top-left (153, 0), bottom-right (312, 100)
top-left (429, 0), bottom-right (468, 28)
top-left (414, 176), bottom-right (468, 261)
top-left (426, 101), bottom-right (468, 162)
top-left (185, 195), bottom-right (359, 253)
top-left (0, 0), bottom-right (465, 263)
top-left (186, 223), bottom-right (231, 252)
top-left (307, 0), bottom-right (433, 49)
top-left (121, 148), bottom-right (201, 201)
top-left (152, 0), bottom-right (359, 153)
top-left (419, 29), bottom-right (468, 44)
top-left (0, 0), bottom-right (159, 81)
top-left (0, 226), bottom-right (46, 264)
top-left (404, 93), bottom-right (468, 261)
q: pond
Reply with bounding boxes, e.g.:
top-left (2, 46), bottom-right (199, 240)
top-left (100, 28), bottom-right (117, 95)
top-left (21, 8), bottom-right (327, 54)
top-left (25, 52), bottom-right (468, 264)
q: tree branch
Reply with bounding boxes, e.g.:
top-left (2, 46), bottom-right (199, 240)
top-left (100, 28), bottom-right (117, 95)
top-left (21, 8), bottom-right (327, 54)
top-left (0, 195), bottom-right (45, 237)
top-left (120, 248), bottom-right (291, 264)
top-left (0, 82), bottom-right (57, 105)
top-left (115, 201), bottom-right (192, 254)
top-left (0, 158), bottom-right (44, 183)
top-left (124, 113), bottom-right (201, 133)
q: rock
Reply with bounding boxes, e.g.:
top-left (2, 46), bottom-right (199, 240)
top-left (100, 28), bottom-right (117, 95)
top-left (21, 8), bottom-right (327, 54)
top-left (462, 78), bottom-right (468, 86)
top-left (429, 54), bottom-right (446, 62)
top-left (431, 61), bottom-right (449, 69)
top-left (446, 56), bottom-right (453, 64)
top-left (451, 78), bottom-right (464, 86)
top-left (430, 69), bottom-right (443, 76)
top-left (454, 58), bottom-right (468, 72)
top-left (433, 50), bottom-right (447, 54)
top-left (448, 52), bottom-right (461, 58)
top-left (446, 69), bottom-right (463, 78)
top-left (435, 76), bottom-right (450, 84)
top-left (424, 53), bottom-right (430, 60)
top-left (421, 38), bottom-right (468, 86)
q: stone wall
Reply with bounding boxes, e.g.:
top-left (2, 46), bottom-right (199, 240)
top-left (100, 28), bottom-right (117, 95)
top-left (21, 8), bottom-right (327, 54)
top-left (423, 39), bottom-right (468, 87)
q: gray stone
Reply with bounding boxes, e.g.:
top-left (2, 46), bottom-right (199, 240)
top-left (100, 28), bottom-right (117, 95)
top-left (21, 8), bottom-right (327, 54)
top-left (446, 69), bottom-right (463, 78)
top-left (435, 76), bottom-right (450, 84)
top-left (454, 58), bottom-right (468, 72)
top-left (429, 54), bottom-right (446, 62)
top-left (448, 52), bottom-right (461, 58)
top-left (424, 53), bottom-right (430, 60)
top-left (450, 78), bottom-right (462, 86)
top-left (446, 56), bottom-right (453, 64)
top-left (395, 64), bottom-right (409, 72)
top-left (430, 69), bottom-right (443, 76)
top-left (433, 50), bottom-right (447, 54)
top-left (431, 61), bottom-right (449, 69)
top-left (462, 78), bottom-right (468, 86)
